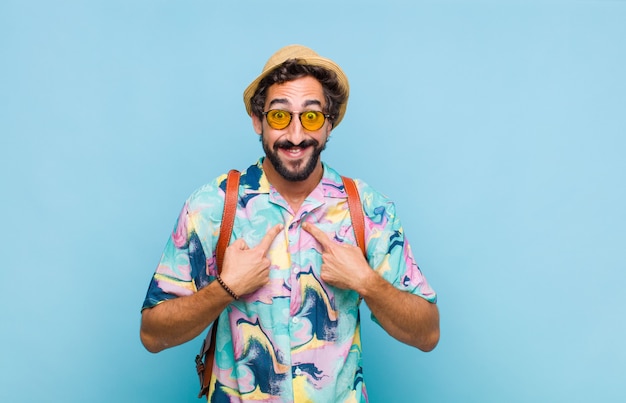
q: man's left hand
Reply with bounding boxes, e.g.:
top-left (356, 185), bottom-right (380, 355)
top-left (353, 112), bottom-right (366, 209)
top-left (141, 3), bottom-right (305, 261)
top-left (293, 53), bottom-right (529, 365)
top-left (302, 222), bottom-right (371, 292)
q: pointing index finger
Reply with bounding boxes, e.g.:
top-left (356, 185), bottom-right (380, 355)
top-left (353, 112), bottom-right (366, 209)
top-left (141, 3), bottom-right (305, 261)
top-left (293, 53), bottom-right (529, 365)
top-left (256, 223), bottom-right (283, 253)
top-left (302, 222), bottom-right (331, 250)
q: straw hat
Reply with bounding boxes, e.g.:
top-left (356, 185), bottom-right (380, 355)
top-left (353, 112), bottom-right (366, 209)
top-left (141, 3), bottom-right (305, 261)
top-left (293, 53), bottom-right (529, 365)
top-left (243, 44), bottom-right (350, 128)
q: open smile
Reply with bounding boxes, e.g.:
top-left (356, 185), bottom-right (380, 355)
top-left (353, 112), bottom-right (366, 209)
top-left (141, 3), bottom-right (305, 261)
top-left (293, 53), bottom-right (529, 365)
top-left (279, 145), bottom-right (310, 159)
top-left (275, 139), bottom-right (317, 159)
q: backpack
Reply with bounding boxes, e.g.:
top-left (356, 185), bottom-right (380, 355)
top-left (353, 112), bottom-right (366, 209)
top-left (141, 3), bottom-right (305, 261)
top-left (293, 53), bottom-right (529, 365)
top-left (195, 169), bottom-right (366, 398)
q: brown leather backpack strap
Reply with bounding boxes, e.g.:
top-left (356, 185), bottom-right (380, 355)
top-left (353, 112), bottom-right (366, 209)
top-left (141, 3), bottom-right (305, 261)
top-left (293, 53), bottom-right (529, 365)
top-left (216, 169), bottom-right (241, 273)
top-left (341, 176), bottom-right (366, 257)
top-left (197, 324), bottom-right (218, 398)
top-left (197, 169), bottom-right (240, 399)
top-left (196, 323), bottom-right (218, 398)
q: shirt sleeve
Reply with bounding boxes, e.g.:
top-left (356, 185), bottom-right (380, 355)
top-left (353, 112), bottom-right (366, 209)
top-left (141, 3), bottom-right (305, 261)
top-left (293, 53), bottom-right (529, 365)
top-left (361, 183), bottom-right (437, 313)
top-left (141, 179), bottom-right (225, 311)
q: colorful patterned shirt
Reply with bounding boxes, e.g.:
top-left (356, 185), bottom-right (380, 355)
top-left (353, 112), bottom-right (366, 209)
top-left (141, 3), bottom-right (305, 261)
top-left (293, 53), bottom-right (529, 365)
top-left (142, 159), bottom-right (436, 402)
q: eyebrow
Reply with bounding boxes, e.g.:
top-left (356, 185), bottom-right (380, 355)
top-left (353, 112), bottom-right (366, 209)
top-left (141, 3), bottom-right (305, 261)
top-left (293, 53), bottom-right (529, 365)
top-left (268, 98), bottom-right (323, 109)
top-left (303, 100), bottom-right (322, 108)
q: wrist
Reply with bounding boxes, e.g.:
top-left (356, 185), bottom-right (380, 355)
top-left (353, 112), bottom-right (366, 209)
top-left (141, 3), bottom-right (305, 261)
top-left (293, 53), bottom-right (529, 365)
top-left (356, 268), bottom-right (383, 298)
top-left (215, 274), bottom-right (239, 300)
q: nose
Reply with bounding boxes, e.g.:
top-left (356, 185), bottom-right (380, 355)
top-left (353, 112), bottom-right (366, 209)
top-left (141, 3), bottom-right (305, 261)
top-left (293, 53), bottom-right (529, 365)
top-left (285, 113), bottom-right (306, 143)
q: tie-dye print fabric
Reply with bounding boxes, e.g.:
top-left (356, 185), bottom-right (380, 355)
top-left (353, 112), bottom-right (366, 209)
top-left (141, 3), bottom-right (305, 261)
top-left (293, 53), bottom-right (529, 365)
top-left (142, 159), bottom-right (436, 402)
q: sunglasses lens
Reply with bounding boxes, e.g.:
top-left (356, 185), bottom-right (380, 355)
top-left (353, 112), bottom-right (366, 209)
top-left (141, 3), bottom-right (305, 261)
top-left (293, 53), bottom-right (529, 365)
top-left (266, 110), bottom-right (291, 129)
top-left (300, 111), bottom-right (325, 131)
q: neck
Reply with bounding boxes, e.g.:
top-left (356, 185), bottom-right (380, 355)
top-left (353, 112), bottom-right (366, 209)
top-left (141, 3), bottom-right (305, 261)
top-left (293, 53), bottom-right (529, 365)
top-left (262, 158), bottom-right (323, 212)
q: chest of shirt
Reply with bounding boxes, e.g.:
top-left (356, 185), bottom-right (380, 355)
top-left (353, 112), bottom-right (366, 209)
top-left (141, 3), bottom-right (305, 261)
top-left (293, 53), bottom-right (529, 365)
top-left (218, 194), bottom-right (360, 314)
top-left (231, 194), bottom-right (357, 271)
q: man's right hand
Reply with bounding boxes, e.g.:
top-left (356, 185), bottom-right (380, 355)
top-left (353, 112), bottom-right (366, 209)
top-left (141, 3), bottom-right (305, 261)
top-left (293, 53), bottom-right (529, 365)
top-left (219, 224), bottom-right (283, 297)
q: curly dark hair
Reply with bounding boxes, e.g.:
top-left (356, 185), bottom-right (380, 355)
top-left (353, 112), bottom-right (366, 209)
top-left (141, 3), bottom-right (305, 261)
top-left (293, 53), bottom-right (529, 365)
top-left (250, 59), bottom-right (347, 125)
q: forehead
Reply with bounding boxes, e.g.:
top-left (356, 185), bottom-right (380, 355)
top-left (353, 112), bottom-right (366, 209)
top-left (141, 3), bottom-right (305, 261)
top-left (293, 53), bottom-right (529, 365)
top-left (265, 76), bottom-right (325, 108)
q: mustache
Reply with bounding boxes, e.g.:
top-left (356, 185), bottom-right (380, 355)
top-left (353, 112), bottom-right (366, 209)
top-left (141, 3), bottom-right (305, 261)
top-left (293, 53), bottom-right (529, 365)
top-left (274, 139), bottom-right (319, 150)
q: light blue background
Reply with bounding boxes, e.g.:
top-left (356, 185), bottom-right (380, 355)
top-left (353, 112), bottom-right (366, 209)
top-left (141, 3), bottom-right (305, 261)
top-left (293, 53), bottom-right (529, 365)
top-left (1, 1), bottom-right (625, 402)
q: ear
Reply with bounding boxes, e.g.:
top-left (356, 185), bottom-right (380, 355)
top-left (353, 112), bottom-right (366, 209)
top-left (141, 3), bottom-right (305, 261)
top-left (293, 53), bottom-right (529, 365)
top-left (325, 122), bottom-right (333, 136)
top-left (252, 114), bottom-right (263, 135)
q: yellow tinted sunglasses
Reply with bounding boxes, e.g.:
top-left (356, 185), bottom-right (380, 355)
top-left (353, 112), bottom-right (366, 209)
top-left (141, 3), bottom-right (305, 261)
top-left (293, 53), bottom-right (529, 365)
top-left (263, 109), bottom-right (331, 131)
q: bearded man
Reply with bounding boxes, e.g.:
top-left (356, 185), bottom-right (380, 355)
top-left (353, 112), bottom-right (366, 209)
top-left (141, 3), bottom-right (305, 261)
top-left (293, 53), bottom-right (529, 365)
top-left (140, 44), bottom-right (439, 402)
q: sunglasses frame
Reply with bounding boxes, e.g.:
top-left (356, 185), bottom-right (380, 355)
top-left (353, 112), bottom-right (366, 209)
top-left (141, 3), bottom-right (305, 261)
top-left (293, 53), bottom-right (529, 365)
top-left (262, 109), bottom-right (332, 131)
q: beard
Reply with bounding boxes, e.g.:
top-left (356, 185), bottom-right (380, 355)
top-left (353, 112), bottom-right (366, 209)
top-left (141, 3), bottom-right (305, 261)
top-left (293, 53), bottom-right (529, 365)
top-left (262, 134), bottom-right (327, 182)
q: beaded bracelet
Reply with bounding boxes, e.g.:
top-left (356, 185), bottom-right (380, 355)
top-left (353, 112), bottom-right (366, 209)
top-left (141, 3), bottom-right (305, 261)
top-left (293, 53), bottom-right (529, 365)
top-left (215, 274), bottom-right (239, 300)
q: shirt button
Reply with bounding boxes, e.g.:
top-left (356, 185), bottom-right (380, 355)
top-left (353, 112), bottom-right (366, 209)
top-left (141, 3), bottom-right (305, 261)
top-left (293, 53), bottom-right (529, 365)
top-left (295, 367), bottom-right (302, 376)
top-left (292, 317), bottom-right (300, 324)
top-left (293, 267), bottom-right (298, 273)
